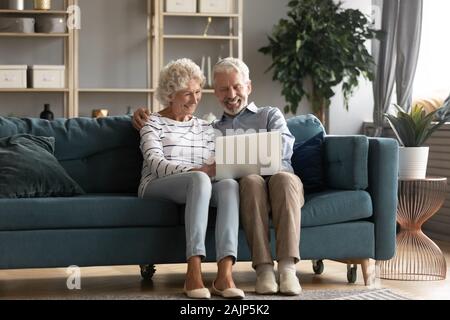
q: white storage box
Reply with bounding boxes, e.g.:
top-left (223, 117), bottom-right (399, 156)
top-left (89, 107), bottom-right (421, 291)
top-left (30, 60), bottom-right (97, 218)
top-left (29, 65), bottom-right (65, 88)
top-left (199, 0), bottom-right (233, 13)
top-left (0, 65), bottom-right (27, 89)
top-left (166, 0), bottom-right (196, 13)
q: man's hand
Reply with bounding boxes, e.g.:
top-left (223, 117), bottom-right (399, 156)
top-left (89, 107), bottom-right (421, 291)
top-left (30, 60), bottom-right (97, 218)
top-left (191, 163), bottom-right (216, 178)
top-left (132, 107), bottom-right (151, 131)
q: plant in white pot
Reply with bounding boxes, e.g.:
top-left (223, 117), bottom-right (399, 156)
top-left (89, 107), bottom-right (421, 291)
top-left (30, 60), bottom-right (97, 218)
top-left (384, 97), bottom-right (450, 179)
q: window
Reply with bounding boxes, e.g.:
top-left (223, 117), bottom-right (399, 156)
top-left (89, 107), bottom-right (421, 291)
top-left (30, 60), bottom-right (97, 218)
top-left (413, 2), bottom-right (450, 102)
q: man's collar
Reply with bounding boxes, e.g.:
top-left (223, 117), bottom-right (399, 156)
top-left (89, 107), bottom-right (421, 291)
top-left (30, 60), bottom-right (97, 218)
top-left (220, 102), bottom-right (257, 121)
top-left (246, 102), bottom-right (258, 113)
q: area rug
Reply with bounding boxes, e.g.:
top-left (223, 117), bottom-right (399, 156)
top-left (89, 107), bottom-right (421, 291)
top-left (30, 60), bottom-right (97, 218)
top-left (26, 288), bottom-right (411, 300)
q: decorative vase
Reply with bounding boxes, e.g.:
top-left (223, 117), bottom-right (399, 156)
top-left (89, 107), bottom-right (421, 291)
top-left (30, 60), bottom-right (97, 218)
top-left (398, 147), bottom-right (429, 180)
top-left (40, 103), bottom-right (54, 120)
top-left (92, 109), bottom-right (108, 118)
top-left (34, 0), bottom-right (51, 10)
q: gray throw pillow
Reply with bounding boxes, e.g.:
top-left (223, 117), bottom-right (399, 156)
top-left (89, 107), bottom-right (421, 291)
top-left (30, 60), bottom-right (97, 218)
top-left (0, 134), bottom-right (85, 198)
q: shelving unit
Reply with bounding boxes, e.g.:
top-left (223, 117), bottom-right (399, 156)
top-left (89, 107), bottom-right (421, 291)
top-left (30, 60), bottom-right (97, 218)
top-left (0, 0), bottom-right (75, 117)
top-left (1, 0), bottom-right (242, 118)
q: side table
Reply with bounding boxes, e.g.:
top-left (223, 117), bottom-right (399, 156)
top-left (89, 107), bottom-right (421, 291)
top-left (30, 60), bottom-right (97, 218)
top-left (378, 177), bottom-right (448, 280)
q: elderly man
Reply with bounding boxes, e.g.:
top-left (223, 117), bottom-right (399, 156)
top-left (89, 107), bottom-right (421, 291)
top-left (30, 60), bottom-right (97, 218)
top-left (133, 57), bottom-right (304, 296)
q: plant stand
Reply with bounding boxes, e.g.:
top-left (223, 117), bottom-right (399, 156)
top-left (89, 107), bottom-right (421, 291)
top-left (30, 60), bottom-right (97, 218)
top-left (377, 177), bottom-right (448, 280)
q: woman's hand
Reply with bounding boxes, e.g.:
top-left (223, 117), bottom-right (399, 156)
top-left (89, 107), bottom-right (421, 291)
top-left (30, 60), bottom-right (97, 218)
top-left (191, 163), bottom-right (216, 178)
top-left (132, 107), bottom-right (151, 131)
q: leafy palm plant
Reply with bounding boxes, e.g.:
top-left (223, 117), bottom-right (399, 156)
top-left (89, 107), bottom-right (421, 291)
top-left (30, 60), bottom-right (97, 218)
top-left (384, 98), bottom-right (450, 147)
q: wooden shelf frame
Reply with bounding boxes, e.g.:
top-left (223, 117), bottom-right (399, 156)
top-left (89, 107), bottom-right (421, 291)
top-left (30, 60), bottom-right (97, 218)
top-left (0, 32), bottom-right (69, 37)
top-left (0, 9), bottom-right (69, 14)
top-left (78, 88), bottom-right (155, 93)
top-left (0, 88), bottom-right (69, 92)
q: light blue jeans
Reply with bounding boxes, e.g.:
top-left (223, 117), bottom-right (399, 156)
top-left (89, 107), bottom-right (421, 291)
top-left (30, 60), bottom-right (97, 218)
top-left (142, 171), bottom-right (239, 262)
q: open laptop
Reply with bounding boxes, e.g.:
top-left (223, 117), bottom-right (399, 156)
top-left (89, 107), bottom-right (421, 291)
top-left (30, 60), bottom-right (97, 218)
top-left (215, 131), bottom-right (282, 180)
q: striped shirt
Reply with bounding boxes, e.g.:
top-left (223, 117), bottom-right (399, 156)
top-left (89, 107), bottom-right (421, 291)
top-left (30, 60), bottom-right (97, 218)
top-left (138, 113), bottom-right (215, 197)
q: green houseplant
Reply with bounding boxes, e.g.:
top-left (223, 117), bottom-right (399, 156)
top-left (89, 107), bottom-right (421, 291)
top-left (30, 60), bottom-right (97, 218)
top-left (259, 0), bottom-right (381, 124)
top-left (384, 98), bottom-right (450, 179)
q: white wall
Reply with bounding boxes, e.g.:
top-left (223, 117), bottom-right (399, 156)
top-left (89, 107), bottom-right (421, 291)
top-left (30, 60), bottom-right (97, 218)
top-left (243, 0), bottom-right (312, 116)
top-left (328, 0), bottom-right (374, 134)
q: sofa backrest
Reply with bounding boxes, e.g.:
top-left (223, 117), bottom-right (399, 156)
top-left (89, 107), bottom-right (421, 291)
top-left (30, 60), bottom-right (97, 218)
top-left (286, 114), bottom-right (326, 142)
top-left (286, 114), bottom-right (368, 191)
top-left (0, 116), bottom-right (142, 194)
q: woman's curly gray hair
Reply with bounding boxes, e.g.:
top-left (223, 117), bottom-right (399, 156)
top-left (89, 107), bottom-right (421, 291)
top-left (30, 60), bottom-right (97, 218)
top-left (156, 58), bottom-right (206, 107)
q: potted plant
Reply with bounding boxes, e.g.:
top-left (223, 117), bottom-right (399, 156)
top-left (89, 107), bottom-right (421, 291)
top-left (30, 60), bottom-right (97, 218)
top-left (259, 0), bottom-right (381, 125)
top-left (384, 98), bottom-right (450, 179)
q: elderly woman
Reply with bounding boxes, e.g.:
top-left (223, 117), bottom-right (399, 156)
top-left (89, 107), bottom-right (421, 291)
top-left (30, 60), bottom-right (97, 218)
top-left (138, 58), bottom-right (244, 299)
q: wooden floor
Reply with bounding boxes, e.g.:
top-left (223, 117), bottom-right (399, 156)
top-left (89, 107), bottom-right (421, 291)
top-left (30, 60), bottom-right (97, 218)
top-left (1, 241), bottom-right (449, 300)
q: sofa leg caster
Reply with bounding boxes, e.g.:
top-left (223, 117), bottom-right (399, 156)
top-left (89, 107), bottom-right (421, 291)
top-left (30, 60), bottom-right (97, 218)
top-left (347, 264), bottom-right (357, 283)
top-left (140, 264), bottom-right (156, 281)
top-left (312, 260), bottom-right (324, 274)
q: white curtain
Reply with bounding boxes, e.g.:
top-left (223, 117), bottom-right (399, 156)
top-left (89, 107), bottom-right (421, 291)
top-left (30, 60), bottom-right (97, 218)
top-left (372, 0), bottom-right (423, 136)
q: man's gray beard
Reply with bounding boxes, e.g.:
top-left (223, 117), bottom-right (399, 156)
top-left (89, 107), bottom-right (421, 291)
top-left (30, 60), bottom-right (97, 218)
top-left (223, 104), bottom-right (246, 116)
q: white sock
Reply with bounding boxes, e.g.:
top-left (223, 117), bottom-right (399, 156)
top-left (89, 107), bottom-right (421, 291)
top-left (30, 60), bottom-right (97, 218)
top-left (278, 258), bottom-right (297, 275)
top-left (256, 263), bottom-right (275, 276)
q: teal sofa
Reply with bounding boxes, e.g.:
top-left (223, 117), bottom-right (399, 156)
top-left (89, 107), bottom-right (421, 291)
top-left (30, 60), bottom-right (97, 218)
top-left (0, 115), bottom-right (398, 284)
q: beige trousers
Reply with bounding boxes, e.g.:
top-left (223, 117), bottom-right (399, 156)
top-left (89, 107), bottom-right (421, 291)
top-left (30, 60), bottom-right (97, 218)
top-left (239, 172), bottom-right (304, 269)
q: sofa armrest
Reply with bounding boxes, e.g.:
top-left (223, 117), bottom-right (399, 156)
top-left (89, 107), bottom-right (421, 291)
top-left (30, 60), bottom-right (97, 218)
top-left (367, 138), bottom-right (399, 260)
top-left (324, 135), bottom-right (369, 190)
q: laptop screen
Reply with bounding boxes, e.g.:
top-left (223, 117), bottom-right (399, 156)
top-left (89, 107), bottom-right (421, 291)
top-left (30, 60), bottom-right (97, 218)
top-left (215, 131), bottom-right (282, 180)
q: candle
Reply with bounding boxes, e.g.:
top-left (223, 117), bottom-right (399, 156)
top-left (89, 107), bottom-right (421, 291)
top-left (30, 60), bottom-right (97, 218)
top-left (207, 56), bottom-right (212, 88)
top-left (201, 56), bottom-right (205, 75)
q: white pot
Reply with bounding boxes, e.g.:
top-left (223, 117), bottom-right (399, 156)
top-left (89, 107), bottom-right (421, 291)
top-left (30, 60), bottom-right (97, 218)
top-left (398, 147), bottom-right (429, 180)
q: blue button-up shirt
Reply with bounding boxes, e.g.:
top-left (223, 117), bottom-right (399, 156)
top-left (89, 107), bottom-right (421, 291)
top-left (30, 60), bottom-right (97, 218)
top-left (212, 102), bottom-right (295, 172)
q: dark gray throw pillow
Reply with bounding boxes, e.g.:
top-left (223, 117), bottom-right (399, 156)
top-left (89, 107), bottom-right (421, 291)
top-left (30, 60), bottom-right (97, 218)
top-left (0, 134), bottom-right (85, 198)
top-left (291, 131), bottom-right (325, 194)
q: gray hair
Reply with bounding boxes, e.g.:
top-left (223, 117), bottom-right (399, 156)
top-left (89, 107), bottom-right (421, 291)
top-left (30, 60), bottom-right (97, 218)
top-left (213, 57), bottom-right (250, 85)
top-left (156, 58), bottom-right (206, 107)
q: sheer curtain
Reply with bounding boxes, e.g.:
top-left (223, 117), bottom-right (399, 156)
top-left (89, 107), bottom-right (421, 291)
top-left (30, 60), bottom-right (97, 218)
top-left (372, 0), bottom-right (423, 136)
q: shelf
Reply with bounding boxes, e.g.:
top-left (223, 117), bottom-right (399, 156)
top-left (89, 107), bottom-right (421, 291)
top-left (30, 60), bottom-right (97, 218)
top-left (78, 88), bottom-right (155, 93)
top-left (0, 33), bottom-right (69, 37)
top-left (163, 35), bottom-right (239, 40)
top-left (0, 10), bottom-right (68, 15)
top-left (0, 88), bottom-right (69, 92)
top-left (163, 12), bottom-right (239, 18)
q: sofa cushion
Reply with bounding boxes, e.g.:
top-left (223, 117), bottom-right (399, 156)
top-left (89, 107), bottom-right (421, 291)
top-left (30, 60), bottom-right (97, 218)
top-left (0, 134), bottom-right (85, 198)
top-left (0, 194), bottom-right (180, 231)
top-left (0, 116), bottom-right (142, 194)
top-left (324, 136), bottom-right (369, 190)
top-left (291, 131), bottom-right (325, 193)
top-left (301, 190), bottom-right (373, 227)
